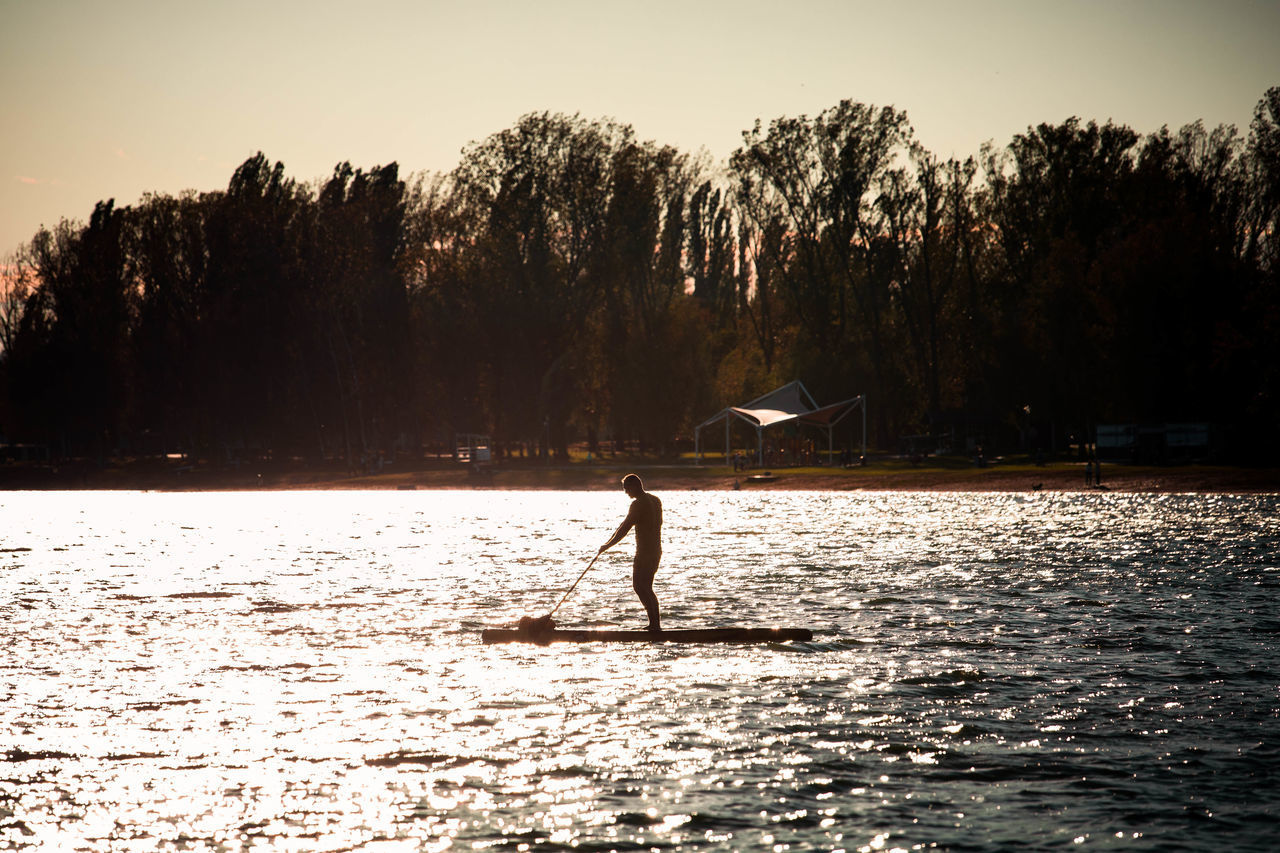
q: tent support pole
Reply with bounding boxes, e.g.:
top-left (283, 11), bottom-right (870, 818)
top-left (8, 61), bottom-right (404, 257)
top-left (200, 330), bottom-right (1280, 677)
top-left (862, 395), bottom-right (867, 460)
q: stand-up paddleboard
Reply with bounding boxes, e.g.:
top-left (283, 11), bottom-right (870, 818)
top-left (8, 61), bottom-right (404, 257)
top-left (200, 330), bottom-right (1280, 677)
top-left (482, 626), bottom-right (812, 645)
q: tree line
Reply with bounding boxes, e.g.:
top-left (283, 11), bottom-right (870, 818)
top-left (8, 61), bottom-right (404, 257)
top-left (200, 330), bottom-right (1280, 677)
top-left (2, 88), bottom-right (1278, 465)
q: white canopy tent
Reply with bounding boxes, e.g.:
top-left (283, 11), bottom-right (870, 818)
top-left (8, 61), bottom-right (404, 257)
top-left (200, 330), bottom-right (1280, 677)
top-left (694, 381), bottom-right (866, 466)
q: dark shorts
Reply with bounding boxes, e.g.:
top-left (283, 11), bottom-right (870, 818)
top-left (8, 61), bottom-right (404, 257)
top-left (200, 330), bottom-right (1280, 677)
top-left (633, 550), bottom-right (660, 583)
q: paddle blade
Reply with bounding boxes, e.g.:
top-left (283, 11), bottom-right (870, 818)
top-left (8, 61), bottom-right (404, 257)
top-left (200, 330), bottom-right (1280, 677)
top-left (515, 614), bottom-right (556, 642)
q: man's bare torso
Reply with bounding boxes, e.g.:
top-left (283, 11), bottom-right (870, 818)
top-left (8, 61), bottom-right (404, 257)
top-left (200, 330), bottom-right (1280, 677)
top-left (629, 493), bottom-right (662, 559)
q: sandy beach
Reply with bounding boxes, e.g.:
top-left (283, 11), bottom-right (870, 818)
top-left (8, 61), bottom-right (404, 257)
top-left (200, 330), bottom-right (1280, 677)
top-left (3, 457), bottom-right (1276, 493)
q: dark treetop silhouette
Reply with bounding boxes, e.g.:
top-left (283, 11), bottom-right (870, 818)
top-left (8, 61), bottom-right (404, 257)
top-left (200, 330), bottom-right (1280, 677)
top-left (2, 89), bottom-right (1278, 466)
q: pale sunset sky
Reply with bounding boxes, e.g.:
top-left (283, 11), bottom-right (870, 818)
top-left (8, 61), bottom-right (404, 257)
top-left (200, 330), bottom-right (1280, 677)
top-left (2, 0), bottom-right (1278, 256)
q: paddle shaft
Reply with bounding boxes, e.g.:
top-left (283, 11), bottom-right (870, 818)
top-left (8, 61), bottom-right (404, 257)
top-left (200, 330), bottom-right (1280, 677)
top-left (548, 552), bottom-right (601, 619)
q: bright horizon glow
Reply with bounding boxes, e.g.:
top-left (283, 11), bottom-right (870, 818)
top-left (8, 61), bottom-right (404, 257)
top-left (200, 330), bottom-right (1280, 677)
top-left (2, 0), bottom-right (1278, 256)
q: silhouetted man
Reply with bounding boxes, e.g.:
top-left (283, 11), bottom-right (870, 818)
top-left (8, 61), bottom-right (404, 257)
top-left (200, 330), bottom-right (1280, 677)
top-left (599, 473), bottom-right (663, 631)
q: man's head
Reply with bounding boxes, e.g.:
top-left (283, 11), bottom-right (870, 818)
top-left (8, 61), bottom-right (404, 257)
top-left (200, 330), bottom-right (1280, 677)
top-left (621, 473), bottom-right (644, 497)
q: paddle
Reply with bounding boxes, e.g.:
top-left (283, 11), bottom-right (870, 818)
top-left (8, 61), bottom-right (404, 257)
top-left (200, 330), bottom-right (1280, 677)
top-left (548, 551), bottom-right (601, 620)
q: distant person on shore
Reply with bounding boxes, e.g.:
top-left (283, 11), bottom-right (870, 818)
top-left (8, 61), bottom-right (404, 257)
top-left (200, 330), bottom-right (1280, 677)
top-left (1085, 458), bottom-right (1093, 487)
top-left (598, 473), bottom-right (663, 631)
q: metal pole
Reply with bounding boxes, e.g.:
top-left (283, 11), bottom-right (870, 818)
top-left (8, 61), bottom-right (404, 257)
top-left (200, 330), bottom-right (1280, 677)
top-left (861, 395), bottom-right (867, 460)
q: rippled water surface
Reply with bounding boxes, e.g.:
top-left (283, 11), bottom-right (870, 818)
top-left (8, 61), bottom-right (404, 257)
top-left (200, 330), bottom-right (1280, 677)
top-left (2, 489), bottom-right (1279, 851)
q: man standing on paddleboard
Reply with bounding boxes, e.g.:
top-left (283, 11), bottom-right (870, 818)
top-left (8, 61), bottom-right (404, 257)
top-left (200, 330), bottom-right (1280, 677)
top-left (599, 474), bottom-right (663, 631)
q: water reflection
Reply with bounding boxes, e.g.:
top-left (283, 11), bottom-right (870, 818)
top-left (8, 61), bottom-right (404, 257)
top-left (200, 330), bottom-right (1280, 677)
top-left (1, 490), bottom-right (1278, 850)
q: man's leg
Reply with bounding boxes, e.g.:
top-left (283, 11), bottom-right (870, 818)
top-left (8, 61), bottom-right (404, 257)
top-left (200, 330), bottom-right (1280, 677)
top-left (632, 555), bottom-right (660, 630)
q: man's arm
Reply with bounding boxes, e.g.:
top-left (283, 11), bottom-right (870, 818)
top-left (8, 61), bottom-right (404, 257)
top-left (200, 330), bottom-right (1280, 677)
top-left (599, 504), bottom-right (637, 552)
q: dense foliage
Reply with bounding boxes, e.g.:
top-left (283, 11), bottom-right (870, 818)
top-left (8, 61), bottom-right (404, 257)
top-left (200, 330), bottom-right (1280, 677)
top-left (3, 90), bottom-right (1278, 463)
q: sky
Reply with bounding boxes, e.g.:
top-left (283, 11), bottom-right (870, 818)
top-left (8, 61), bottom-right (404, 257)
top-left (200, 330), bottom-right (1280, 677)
top-left (2, 0), bottom-right (1278, 256)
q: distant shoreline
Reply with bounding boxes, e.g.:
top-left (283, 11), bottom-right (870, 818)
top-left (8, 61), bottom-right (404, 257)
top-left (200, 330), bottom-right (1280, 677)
top-left (2, 458), bottom-right (1277, 494)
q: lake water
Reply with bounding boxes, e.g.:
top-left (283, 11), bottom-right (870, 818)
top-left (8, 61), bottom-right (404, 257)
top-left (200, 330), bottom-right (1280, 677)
top-left (2, 489), bottom-right (1278, 851)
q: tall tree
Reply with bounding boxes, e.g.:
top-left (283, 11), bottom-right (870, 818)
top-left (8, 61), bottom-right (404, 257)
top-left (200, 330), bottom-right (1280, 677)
top-left (688, 179), bottom-right (737, 323)
top-left (199, 153), bottom-right (308, 456)
top-left (732, 101), bottom-right (914, 442)
top-left (306, 161), bottom-right (410, 463)
top-left (449, 113), bottom-right (626, 454)
top-left (875, 146), bottom-right (988, 429)
top-left (595, 138), bottom-right (702, 449)
top-left (127, 191), bottom-right (211, 453)
top-left (982, 118), bottom-right (1140, 442)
